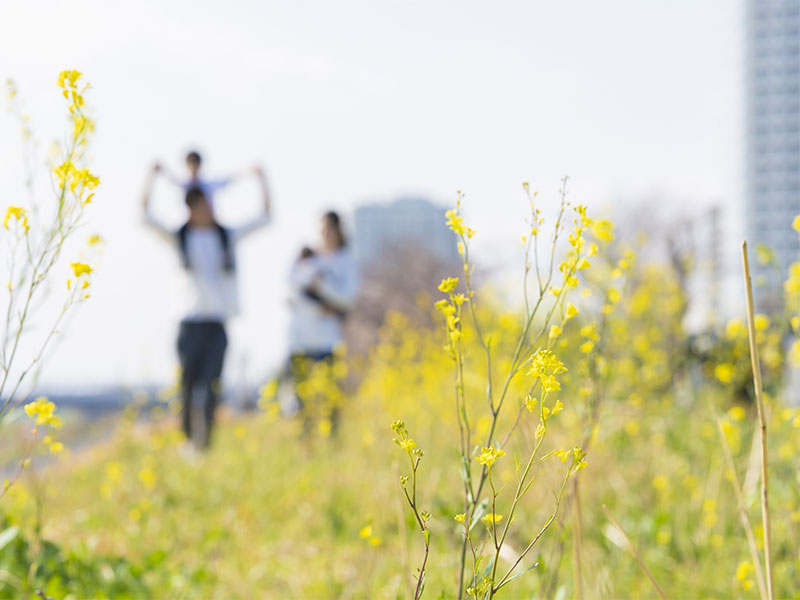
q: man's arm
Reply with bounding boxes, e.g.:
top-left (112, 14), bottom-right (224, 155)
top-left (234, 166), bottom-right (272, 239)
top-left (142, 164), bottom-right (174, 242)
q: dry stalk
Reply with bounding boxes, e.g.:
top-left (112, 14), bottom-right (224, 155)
top-left (741, 241), bottom-right (775, 600)
top-left (602, 505), bottom-right (667, 600)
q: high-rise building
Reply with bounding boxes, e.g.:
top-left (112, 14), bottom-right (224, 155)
top-left (745, 0), bottom-right (800, 284)
top-left (352, 197), bottom-right (460, 268)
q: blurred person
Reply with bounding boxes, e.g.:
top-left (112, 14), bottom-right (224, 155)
top-left (142, 163), bottom-right (272, 449)
top-left (153, 150), bottom-right (256, 210)
top-left (287, 212), bottom-right (359, 433)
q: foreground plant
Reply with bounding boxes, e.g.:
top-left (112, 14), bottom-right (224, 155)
top-left (1, 70), bottom-right (101, 498)
top-left (394, 180), bottom-right (596, 598)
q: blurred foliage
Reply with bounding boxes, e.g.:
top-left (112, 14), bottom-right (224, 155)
top-left (1, 198), bottom-right (799, 598)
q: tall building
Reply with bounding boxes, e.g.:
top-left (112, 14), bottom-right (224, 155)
top-left (745, 0), bottom-right (800, 284)
top-left (352, 197), bottom-right (460, 268)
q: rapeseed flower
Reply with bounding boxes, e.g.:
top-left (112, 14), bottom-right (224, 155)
top-left (3, 206), bottom-right (29, 233)
top-left (476, 446), bottom-right (505, 468)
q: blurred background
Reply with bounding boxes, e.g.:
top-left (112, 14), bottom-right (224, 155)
top-left (0, 0), bottom-right (788, 405)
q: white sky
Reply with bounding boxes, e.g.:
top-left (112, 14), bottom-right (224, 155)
top-left (0, 0), bottom-right (742, 389)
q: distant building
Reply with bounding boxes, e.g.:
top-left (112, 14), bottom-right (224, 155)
top-left (682, 206), bottom-right (729, 330)
top-left (352, 197), bottom-right (460, 267)
top-left (744, 0), bottom-right (800, 283)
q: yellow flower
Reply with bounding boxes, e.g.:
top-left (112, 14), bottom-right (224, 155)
top-left (549, 325), bottom-right (562, 339)
top-left (725, 319), bottom-right (747, 339)
top-left (57, 69), bottom-right (82, 89)
top-left (793, 215), bottom-right (800, 233)
top-left (652, 474), bottom-right (669, 491)
top-left (591, 219), bottom-right (614, 242)
top-left (70, 262), bottom-right (93, 278)
top-left (524, 395), bottom-right (537, 412)
top-left (624, 420), bottom-right (640, 436)
top-left (438, 277), bottom-right (459, 293)
top-left (714, 363), bottom-right (735, 384)
top-left (736, 560), bottom-right (753, 581)
top-left (88, 234), bottom-right (103, 246)
top-left (24, 397), bottom-right (58, 426)
top-left (445, 209), bottom-right (475, 238)
top-left (727, 406), bottom-right (746, 421)
top-left (481, 513), bottom-right (503, 525)
top-left (575, 257), bottom-right (591, 270)
top-left (3, 206), bottom-right (29, 233)
top-left (138, 468), bottom-right (156, 490)
top-left (454, 513), bottom-right (466, 525)
top-left (555, 449), bottom-right (570, 463)
top-left (476, 446), bottom-right (505, 468)
top-left (565, 303), bottom-right (578, 320)
top-left (359, 524), bottom-right (373, 539)
top-left (398, 438), bottom-right (416, 452)
top-left (754, 313), bottom-right (770, 331)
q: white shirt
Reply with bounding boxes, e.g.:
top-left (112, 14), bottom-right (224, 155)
top-left (144, 211), bottom-right (269, 322)
top-left (287, 249), bottom-right (359, 354)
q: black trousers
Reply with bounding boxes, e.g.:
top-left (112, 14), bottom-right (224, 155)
top-left (177, 321), bottom-right (227, 447)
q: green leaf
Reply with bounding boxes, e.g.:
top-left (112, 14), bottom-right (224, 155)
top-left (500, 561), bottom-right (539, 585)
top-left (469, 499), bottom-right (489, 532)
top-left (0, 525), bottom-right (19, 553)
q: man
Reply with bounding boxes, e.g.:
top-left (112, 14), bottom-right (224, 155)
top-left (142, 163), bottom-right (271, 449)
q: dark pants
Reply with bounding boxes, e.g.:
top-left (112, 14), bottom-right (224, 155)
top-left (177, 321), bottom-right (227, 447)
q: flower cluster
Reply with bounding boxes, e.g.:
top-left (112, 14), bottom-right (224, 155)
top-left (24, 396), bottom-right (62, 429)
top-left (435, 277), bottom-right (467, 352)
top-left (391, 420), bottom-right (422, 459)
top-left (3, 206), bottom-right (29, 234)
top-left (528, 349), bottom-right (567, 394)
top-left (475, 445), bottom-right (505, 469)
top-left (52, 70), bottom-right (100, 206)
top-left (445, 207), bottom-right (475, 239)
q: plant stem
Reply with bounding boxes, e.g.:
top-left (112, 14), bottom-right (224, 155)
top-left (741, 241), bottom-right (774, 600)
top-left (602, 505), bottom-right (667, 600)
top-left (705, 395), bottom-right (768, 600)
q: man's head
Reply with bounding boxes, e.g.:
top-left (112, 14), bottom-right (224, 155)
top-left (185, 186), bottom-right (214, 227)
top-left (186, 151), bottom-right (202, 177)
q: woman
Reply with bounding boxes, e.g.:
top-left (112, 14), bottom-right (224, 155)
top-left (287, 211), bottom-right (359, 433)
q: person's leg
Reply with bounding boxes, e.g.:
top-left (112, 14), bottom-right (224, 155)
top-left (198, 322), bottom-right (227, 448)
top-left (322, 354), bottom-right (341, 435)
top-left (289, 353), bottom-right (310, 412)
top-left (177, 323), bottom-right (200, 441)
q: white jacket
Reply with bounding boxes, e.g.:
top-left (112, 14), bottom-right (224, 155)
top-left (287, 249), bottom-right (359, 354)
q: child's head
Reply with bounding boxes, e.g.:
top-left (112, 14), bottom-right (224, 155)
top-left (185, 186), bottom-right (214, 226)
top-left (186, 151), bottom-right (202, 177)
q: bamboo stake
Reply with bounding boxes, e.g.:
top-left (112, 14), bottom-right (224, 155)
top-left (705, 396), bottom-right (768, 600)
top-left (602, 505), bottom-right (667, 600)
top-left (741, 241), bottom-right (775, 600)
